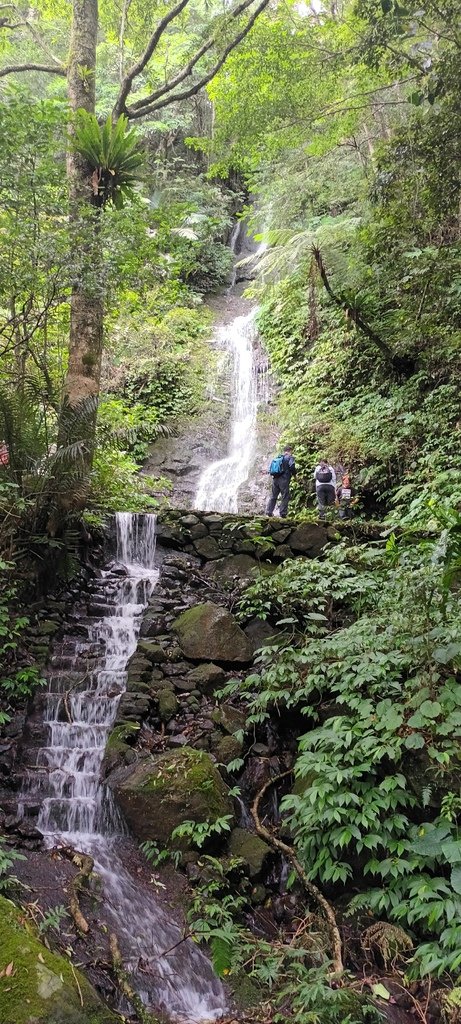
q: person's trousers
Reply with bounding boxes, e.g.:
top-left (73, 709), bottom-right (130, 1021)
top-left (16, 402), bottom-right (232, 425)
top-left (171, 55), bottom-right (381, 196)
top-left (338, 500), bottom-right (352, 519)
top-left (317, 484), bottom-right (336, 518)
top-left (266, 475), bottom-right (290, 517)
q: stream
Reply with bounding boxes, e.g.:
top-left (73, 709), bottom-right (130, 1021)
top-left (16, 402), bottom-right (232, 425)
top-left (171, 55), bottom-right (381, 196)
top-left (21, 512), bottom-right (226, 1023)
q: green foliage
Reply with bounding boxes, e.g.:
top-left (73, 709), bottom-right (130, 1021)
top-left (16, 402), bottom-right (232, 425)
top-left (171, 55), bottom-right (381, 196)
top-left (171, 815), bottom-right (233, 849)
top-left (184, 854), bottom-right (380, 1020)
top-left (0, 559), bottom-right (45, 723)
top-left (88, 448), bottom-right (160, 515)
top-left (0, 836), bottom-right (26, 892)
top-left (227, 522), bottom-right (461, 979)
top-left (37, 904), bottom-right (69, 935)
top-left (140, 840), bottom-right (181, 870)
top-left (74, 111), bottom-right (144, 208)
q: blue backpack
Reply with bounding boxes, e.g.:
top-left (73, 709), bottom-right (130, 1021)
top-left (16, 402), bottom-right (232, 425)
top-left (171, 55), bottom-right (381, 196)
top-left (269, 455), bottom-right (285, 476)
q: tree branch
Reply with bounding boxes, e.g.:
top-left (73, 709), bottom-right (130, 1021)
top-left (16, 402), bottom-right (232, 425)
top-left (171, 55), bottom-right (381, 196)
top-left (0, 61), bottom-right (65, 78)
top-left (113, 0), bottom-right (191, 118)
top-left (22, 16), bottom-right (64, 68)
top-left (251, 771), bottom-right (344, 975)
top-left (312, 246), bottom-right (394, 362)
top-left (127, 0), bottom-right (259, 115)
top-left (127, 0), bottom-right (270, 119)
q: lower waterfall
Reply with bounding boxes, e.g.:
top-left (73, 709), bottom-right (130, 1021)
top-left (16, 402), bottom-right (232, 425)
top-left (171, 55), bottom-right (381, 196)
top-left (23, 512), bottom-right (226, 1023)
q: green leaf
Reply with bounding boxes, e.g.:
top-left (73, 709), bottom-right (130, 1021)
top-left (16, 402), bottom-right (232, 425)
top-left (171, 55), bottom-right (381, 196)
top-left (404, 732), bottom-right (425, 749)
top-left (451, 866), bottom-right (461, 895)
top-left (372, 983), bottom-right (391, 1000)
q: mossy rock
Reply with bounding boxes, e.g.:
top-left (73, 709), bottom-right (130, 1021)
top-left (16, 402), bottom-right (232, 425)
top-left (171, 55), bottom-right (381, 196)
top-left (0, 894), bottom-right (117, 1024)
top-left (193, 536), bottom-right (221, 560)
top-left (228, 827), bottom-right (272, 878)
top-left (211, 705), bottom-right (246, 735)
top-left (157, 688), bottom-right (178, 722)
top-left (102, 723), bottom-right (139, 775)
top-left (186, 662), bottom-right (225, 695)
top-left (289, 522), bottom-right (328, 555)
top-left (204, 554), bottom-right (260, 585)
top-left (36, 619), bottom-right (59, 636)
top-left (214, 734), bottom-right (243, 765)
top-left (109, 747), bottom-right (235, 847)
top-left (136, 641), bottom-right (168, 664)
top-left (173, 602), bottom-right (253, 664)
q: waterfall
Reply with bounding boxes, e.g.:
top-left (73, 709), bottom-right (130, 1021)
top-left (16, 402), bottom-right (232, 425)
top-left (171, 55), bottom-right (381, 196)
top-left (23, 513), bottom-right (226, 1023)
top-left (195, 310), bottom-right (268, 512)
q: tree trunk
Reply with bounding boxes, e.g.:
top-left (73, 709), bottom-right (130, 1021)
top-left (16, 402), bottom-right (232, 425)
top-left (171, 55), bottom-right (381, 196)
top-left (52, 0), bottom-right (102, 530)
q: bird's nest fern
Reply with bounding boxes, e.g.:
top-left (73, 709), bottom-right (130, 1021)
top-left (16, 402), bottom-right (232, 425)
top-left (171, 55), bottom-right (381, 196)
top-left (73, 111), bottom-right (144, 209)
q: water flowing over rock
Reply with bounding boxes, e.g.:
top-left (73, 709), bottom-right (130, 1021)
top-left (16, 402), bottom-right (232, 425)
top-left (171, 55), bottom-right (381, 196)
top-left (19, 513), bottom-right (227, 1024)
top-left (195, 310), bottom-right (269, 512)
top-left (173, 601), bottom-right (254, 663)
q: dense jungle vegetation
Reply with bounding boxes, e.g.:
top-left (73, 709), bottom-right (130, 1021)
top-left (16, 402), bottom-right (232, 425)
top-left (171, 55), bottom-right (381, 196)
top-left (1, 0), bottom-right (461, 1022)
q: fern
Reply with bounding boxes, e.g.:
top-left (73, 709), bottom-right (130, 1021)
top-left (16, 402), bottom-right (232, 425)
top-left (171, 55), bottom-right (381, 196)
top-left (211, 934), bottom-right (233, 976)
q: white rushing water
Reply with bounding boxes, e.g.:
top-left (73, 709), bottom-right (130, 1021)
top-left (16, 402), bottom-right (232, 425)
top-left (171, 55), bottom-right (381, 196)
top-left (195, 310), bottom-right (268, 512)
top-left (24, 512), bottom-right (226, 1023)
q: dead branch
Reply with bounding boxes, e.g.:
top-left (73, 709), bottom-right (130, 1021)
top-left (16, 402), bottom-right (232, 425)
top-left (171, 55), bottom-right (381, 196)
top-left (312, 245), bottom-right (416, 376)
top-left (251, 771), bottom-right (344, 975)
top-left (312, 246), bottom-right (393, 364)
top-left (70, 962), bottom-right (84, 1008)
top-left (60, 847), bottom-right (94, 935)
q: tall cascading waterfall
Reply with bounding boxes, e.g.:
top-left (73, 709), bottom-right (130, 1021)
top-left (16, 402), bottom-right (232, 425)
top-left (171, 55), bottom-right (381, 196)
top-left (21, 512), bottom-right (226, 1024)
top-left (195, 309), bottom-right (269, 512)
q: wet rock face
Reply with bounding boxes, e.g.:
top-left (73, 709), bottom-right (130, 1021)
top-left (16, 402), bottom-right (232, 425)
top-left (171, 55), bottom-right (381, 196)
top-left (108, 747), bottom-right (235, 847)
top-left (0, 893), bottom-right (117, 1024)
top-left (173, 602), bottom-right (254, 664)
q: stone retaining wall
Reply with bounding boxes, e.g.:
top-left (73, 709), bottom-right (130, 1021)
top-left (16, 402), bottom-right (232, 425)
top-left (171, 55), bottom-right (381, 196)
top-left (156, 509), bottom-right (334, 563)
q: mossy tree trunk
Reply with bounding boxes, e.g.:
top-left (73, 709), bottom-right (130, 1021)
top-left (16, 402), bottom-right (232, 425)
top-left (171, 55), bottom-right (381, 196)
top-left (50, 0), bottom-right (102, 531)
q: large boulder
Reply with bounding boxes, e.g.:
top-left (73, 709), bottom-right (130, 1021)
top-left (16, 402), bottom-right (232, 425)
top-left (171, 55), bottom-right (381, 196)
top-left (0, 894), bottom-right (117, 1024)
top-left (289, 523), bottom-right (328, 556)
top-left (172, 602), bottom-right (253, 664)
top-left (109, 747), bottom-right (235, 846)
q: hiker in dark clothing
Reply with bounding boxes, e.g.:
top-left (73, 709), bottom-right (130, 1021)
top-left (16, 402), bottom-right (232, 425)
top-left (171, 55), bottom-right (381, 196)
top-left (266, 446), bottom-right (296, 517)
top-left (314, 459), bottom-right (336, 519)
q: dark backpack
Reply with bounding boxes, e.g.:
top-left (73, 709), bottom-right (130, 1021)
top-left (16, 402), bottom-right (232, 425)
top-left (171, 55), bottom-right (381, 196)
top-left (269, 455), bottom-right (286, 476)
top-left (316, 467), bottom-right (333, 483)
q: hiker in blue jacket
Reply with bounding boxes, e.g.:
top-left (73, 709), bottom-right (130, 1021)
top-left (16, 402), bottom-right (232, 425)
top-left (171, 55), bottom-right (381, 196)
top-left (266, 446), bottom-right (296, 518)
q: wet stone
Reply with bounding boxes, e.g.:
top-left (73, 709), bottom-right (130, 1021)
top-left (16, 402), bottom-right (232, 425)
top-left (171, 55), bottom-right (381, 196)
top-left (136, 641), bottom-right (168, 664)
top-left (186, 662), bottom-right (226, 694)
top-left (193, 536), bottom-right (221, 560)
top-left (179, 514), bottom-right (199, 527)
top-left (273, 543), bottom-right (293, 561)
